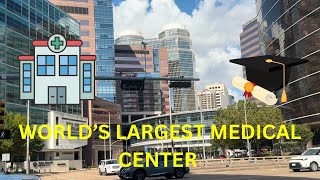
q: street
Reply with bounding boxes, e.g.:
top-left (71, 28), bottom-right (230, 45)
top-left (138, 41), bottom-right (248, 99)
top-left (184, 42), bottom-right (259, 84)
top-left (39, 167), bottom-right (320, 180)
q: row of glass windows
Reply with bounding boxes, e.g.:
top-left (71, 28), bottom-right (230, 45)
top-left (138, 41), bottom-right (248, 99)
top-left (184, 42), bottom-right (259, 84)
top-left (57, 6), bottom-right (89, 15)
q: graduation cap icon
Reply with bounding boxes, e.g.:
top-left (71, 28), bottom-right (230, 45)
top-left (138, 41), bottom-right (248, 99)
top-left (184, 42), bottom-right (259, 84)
top-left (230, 55), bottom-right (308, 102)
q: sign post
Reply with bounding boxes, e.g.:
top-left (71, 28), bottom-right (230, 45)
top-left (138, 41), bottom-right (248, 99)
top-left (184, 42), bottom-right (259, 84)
top-left (2, 153), bottom-right (10, 173)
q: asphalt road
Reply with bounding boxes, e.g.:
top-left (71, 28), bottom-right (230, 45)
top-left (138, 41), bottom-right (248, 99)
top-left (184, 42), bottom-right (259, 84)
top-left (39, 167), bottom-right (320, 180)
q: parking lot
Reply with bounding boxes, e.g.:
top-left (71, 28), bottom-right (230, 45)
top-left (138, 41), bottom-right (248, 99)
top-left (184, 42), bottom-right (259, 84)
top-left (39, 167), bottom-right (320, 180)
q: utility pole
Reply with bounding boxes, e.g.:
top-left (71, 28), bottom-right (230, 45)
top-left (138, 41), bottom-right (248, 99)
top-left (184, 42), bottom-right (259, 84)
top-left (244, 99), bottom-right (252, 158)
top-left (26, 100), bottom-right (30, 174)
top-left (198, 89), bottom-right (209, 160)
top-left (168, 86), bottom-right (174, 153)
top-left (108, 112), bottom-right (111, 159)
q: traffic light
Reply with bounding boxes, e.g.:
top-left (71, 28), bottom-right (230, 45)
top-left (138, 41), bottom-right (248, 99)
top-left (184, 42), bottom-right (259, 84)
top-left (169, 81), bottom-right (191, 88)
top-left (120, 80), bottom-right (145, 91)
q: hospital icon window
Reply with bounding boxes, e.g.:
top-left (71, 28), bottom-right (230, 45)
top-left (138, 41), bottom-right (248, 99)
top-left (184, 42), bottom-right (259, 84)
top-left (23, 63), bottom-right (31, 93)
top-left (37, 56), bottom-right (55, 76)
top-left (59, 55), bottom-right (77, 76)
top-left (83, 63), bottom-right (91, 92)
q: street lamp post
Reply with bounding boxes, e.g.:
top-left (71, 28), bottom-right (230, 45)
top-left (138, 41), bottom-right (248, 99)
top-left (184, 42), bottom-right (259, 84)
top-left (26, 100), bottom-right (30, 174)
top-left (108, 112), bottom-right (111, 159)
top-left (266, 59), bottom-right (287, 103)
top-left (168, 86), bottom-right (174, 153)
top-left (243, 99), bottom-right (252, 158)
top-left (93, 108), bottom-right (112, 160)
top-left (168, 60), bottom-right (180, 153)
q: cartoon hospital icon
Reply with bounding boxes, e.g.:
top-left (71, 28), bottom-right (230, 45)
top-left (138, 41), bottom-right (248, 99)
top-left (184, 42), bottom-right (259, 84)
top-left (18, 34), bottom-right (96, 105)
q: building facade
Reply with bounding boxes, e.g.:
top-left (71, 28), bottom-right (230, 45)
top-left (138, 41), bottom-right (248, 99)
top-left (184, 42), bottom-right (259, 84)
top-left (240, 18), bottom-right (262, 58)
top-left (115, 30), bottom-right (144, 45)
top-left (116, 24), bottom-right (197, 113)
top-left (240, 18), bottom-right (262, 78)
top-left (39, 111), bottom-right (88, 162)
top-left (152, 24), bottom-right (196, 113)
top-left (94, 0), bottom-right (116, 102)
top-left (198, 84), bottom-right (230, 110)
top-left (130, 110), bottom-right (216, 159)
top-left (49, 0), bottom-right (96, 55)
top-left (0, 0), bottom-right (81, 124)
top-left (115, 45), bottom-right (170, 123)
top-left (51, 0), bottom-right (116, 102)
top-left (256, 0), bottom-right (320, 145)
top-left (82, 97), bottom-right (122, 166)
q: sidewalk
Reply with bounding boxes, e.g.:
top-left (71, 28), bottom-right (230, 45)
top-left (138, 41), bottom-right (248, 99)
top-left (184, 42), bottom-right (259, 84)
top-left (191, 164), bottom-right (288, 173)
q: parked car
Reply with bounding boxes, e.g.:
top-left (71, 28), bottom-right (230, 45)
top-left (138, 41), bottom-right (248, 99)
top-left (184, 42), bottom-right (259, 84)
top-left (118, 155), bottom-right (190, 180)
top-left (98, 159), bottom-right (121, 175)
top-left (289, 147), bottom-right (320, 172)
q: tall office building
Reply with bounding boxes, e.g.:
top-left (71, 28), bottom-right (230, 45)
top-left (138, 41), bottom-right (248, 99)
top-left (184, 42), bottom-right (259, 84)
top-left (0, 0), bottom-right (80, 124)
top-left (198, 84), bottom-right (230, 110)
top-left (115, 30), bottom-right (144, 45)
top-left (94, 0), bottom-right (116, 102)
top-left (256, 0), bottom-right (320, 145)
top-left (49, 0), bottom-right (96, 55)
top-left (51, 0), bottom-right (116, 102)
top-left (240, 18), bottom-right (261, 58)
top-left (116, 24), bottom-right (197, 113)
top-left (115, 45), bottom-right (169, 122)
top-left (240, 18), bottom-right (262, 78)
top-left (157, 24), bottom-right (196, 112)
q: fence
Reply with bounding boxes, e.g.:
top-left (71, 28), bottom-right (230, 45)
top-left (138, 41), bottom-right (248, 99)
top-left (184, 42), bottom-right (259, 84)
top-left (193, 156), bottom-right (292, 169)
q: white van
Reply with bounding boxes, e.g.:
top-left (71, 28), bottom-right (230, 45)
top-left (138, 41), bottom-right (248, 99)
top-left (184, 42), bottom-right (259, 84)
top-left (98, 159), bottom-right (121, 175)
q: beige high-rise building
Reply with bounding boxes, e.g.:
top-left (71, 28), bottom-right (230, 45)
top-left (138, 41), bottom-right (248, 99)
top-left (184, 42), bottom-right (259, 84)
top-left (198, 84), bottom-right (230, 110)
top-left (49, 0), bottom-right (96, 55)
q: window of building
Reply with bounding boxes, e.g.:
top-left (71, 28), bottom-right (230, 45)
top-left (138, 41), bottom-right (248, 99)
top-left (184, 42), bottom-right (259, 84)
top-left (81, 52), bottom-right (90, 55)
top-left (82, 41), bottom-right (90, 47)
top-left (59, 56), bottom-right (77, 76)
top-left (37, 56), bottom-right (55, 76)
top-left (57, 6), bottom-right (88, 15)
top-left (64, 0), bottom-right (88, 2)
top-left (83, 63), bottom-right (91, 92)
top-left (79, 20), bottom-right (89, 26)
top-left (80, 30), bottom-right (89, 36)
top-left (23, 63), bottom-right (31, 92)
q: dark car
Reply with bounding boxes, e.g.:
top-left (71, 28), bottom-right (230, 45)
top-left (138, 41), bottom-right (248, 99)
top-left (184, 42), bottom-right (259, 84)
top-left (118, 155), bottom-right (190, 180)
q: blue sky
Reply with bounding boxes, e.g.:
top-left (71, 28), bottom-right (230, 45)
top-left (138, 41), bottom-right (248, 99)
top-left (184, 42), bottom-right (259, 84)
top-left (113, 0), bottom-right (201, 15)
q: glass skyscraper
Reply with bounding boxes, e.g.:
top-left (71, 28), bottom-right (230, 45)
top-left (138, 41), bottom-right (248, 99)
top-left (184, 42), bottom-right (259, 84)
top-left (0, 0), bottom-right (80, 124)
top-left (256, 0), bottom-right (320, 145)
top-left (116, 24), bottom-right (197, 112)
top-left (156, 24), bottom-right (196, 112)
top-left (94, 0), bottom-right (116, 102)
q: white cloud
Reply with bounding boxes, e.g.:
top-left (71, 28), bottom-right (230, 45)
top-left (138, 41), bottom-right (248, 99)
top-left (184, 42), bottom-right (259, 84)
top-left (114, 0), bottom-right (256, 101)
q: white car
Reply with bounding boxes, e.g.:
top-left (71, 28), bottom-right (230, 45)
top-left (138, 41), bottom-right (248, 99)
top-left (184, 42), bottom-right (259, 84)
top-left (98, 159), bottom-right (121, 175)
top-left (289, 147), bottom-right (320, 172)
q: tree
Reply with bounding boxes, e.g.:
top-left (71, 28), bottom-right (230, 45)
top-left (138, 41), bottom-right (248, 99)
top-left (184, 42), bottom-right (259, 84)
top-left (287, 123), bottom-right (314, 152)
top-left (0, 113), bottom-right (44, 168)
top-left (212, 100), bottom-right (285, 156)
